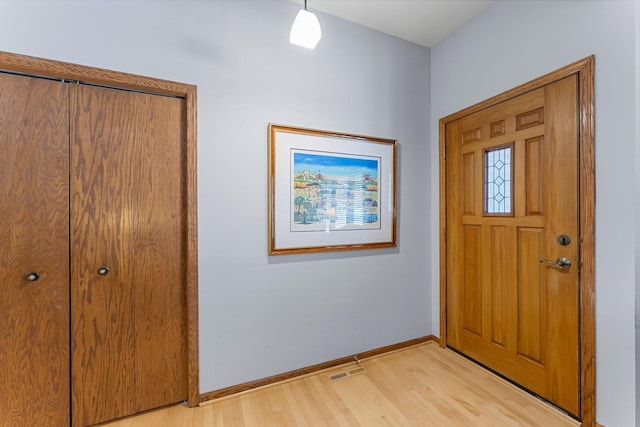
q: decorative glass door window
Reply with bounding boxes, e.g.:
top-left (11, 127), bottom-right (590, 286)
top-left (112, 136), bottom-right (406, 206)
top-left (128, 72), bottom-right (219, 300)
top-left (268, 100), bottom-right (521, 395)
top-left (484, 144), bottom-right (513, 215)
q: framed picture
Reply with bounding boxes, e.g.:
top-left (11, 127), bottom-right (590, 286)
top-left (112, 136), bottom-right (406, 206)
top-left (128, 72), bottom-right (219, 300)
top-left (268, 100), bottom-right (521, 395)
top-left (268, 123), bottom-right (397, 255)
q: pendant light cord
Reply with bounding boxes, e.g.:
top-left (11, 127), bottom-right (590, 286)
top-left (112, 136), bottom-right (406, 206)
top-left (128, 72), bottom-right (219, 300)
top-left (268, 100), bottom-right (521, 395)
top-left (304, 0), bottom-right (308, 11)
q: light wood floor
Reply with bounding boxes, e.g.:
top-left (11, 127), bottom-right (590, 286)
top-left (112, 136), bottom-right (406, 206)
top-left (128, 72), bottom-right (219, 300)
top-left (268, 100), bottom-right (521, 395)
top-left (102, 342), bottom-right (579, 426)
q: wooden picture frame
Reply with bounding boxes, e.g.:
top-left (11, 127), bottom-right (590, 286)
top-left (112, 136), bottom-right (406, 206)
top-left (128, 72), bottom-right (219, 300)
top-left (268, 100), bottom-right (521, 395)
top-left (268, 123), bottom-right (397, 255)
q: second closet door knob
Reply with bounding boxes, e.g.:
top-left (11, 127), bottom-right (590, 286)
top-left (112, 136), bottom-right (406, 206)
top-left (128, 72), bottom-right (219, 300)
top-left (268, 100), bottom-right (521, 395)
top-left (97, 267), bottom-right (110, 276)
top-left (25, 272), bottom-right (40, 282)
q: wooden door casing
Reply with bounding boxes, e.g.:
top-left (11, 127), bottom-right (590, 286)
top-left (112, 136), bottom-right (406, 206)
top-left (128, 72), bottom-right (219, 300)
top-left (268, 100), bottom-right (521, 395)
top-left (70, 85), bottom-right (188, 426)
top-left (0, 74), bottom-right (71, 426)
top-left (445, 76), bottom-right (579, 415)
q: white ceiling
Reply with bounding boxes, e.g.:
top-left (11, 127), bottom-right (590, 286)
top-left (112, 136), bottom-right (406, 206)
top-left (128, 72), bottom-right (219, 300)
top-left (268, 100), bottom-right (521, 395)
top-left (291, 0), bottom-right (494, 48)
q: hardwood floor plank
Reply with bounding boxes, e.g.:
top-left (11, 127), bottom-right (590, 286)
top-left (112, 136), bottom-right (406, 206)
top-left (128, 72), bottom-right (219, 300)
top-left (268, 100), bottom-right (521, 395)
top-left (282, 380), bottom-right (331, 425)
top-left (101, 343), bottom-right (579, 427)
top-left (308, 376), bottom-right (357, 426)
top-left (218, 397), bottom-right (245, 426)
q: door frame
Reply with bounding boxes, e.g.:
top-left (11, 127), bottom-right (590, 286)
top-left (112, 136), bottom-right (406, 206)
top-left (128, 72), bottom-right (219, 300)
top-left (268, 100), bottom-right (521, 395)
top-left (0, 51), bottom-right (200, 407)
top-left (439, 56), bottom-right (595, 425)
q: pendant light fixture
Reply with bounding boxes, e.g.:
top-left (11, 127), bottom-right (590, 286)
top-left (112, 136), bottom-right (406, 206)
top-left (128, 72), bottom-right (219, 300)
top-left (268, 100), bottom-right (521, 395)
top-left (290, 0), bottom-right (322, 49)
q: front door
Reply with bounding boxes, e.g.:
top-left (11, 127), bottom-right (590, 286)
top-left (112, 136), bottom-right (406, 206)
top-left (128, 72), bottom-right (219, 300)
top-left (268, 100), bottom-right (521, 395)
top-left (445, 75), bottom-right (580, 416)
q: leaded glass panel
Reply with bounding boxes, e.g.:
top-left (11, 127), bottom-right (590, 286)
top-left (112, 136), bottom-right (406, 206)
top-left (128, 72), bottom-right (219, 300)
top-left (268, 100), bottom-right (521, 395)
top-left (484, 145), bottom-right (512, 215)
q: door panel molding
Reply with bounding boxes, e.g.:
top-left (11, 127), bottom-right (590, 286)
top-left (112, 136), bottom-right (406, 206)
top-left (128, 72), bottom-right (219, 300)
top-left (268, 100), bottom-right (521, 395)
top-left (0, 50), bottom-right (200, 409)
top-left (439, 56), bottom-right (595, 426)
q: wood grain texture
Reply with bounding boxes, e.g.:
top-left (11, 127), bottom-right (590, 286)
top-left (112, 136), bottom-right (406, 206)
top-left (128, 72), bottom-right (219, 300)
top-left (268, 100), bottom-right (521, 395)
top-left (462, 152), bottom-right (476, 215)
top-left (184, 89), bottom-right (200, 408)
top-left (445, 76), bottom-right (579, 416)
top-left (542, 75), bottom-right (579, 414)
top-left (490, 225), bottom-right (508, 348)
top-left (102, 343), bottom-right (579, 427)
top-left (0, 73), bottom-right (70, 427)
top-left (440, 56), bottom-right (596, 426)
top-left (70, 84), bottom-right (189, 425)
top-left (129, 90), bottom-right (188, 412)
top-left (445, 120), bottom-right (463, 350)
top-left (70, 84), bottom-right (138, 426)
top-left (0, 51), bottom-right (199, 424)
top-left (0, 50), bottom-right (195, 97)
top-left (525, 136), bottom-right (544, 215)
top-left (577, 57), bottom-right (596, 427)
top-left (462, 225), bottom-right (482, 336)
top-left (517, 228), bottom-right (544, 364)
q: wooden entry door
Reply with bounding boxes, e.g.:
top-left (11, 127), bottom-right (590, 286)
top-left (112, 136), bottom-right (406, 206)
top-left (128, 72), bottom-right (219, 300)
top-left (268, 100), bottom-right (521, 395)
top-left (0, 73), bottom-right (70, 426)
top-left (70, 84), bottom-right (188, 426)
top-left (445, 75), bottom-right (580, 416)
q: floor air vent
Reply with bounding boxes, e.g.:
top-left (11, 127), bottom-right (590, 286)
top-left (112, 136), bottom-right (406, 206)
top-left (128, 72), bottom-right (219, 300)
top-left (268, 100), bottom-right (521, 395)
top-left (329, 367), bottom-right (366, 382)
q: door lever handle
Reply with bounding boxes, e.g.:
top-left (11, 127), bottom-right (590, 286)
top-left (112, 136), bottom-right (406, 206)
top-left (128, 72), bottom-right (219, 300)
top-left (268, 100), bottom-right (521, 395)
top-left (540, 257), bottom-right (571, 270)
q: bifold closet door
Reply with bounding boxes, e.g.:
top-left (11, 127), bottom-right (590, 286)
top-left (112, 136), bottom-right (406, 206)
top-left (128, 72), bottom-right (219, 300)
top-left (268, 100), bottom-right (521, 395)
top-left (70, 84), bottom-right (188, 426)
top-left (0, 74), bottom-right (70, 425)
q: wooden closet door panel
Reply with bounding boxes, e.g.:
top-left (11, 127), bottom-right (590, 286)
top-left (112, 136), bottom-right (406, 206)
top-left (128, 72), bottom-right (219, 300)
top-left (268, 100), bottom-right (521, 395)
top-left (130, 93), bottom-right (188, 412)
top-left (70, 84), bottom-right (136, 426)
top-left (70, 84), bottom-right (187, 425)
top-left (0, 73), bottom-right (70, 426)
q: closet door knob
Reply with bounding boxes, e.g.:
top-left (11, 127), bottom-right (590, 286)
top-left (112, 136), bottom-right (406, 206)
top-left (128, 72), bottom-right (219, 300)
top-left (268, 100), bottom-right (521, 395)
top-left (97, 267), bottom-right (110, 276)
top-left (25, 272), bottom-right (40, 282)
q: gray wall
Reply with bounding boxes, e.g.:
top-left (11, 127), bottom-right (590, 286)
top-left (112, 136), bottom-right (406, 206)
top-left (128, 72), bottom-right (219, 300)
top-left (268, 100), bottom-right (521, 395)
top-left (430, 1), bottom-right (638, 425)
top-left (0, 0), bottom-right (431, 392)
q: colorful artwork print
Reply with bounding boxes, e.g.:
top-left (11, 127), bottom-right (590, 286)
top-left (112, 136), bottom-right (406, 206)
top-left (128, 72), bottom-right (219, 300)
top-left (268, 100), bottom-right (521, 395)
top-left (291, 150), bottom-right (381, 232)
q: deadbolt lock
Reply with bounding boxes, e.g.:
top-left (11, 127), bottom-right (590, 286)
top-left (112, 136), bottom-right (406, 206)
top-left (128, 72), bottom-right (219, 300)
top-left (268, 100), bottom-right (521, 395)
top-left (557, 235), bottom-right (571, 246)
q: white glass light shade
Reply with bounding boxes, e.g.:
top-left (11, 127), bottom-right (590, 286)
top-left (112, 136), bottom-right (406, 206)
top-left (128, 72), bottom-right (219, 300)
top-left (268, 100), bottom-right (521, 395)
top-left (289, 9), bottom-right (321, 49)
